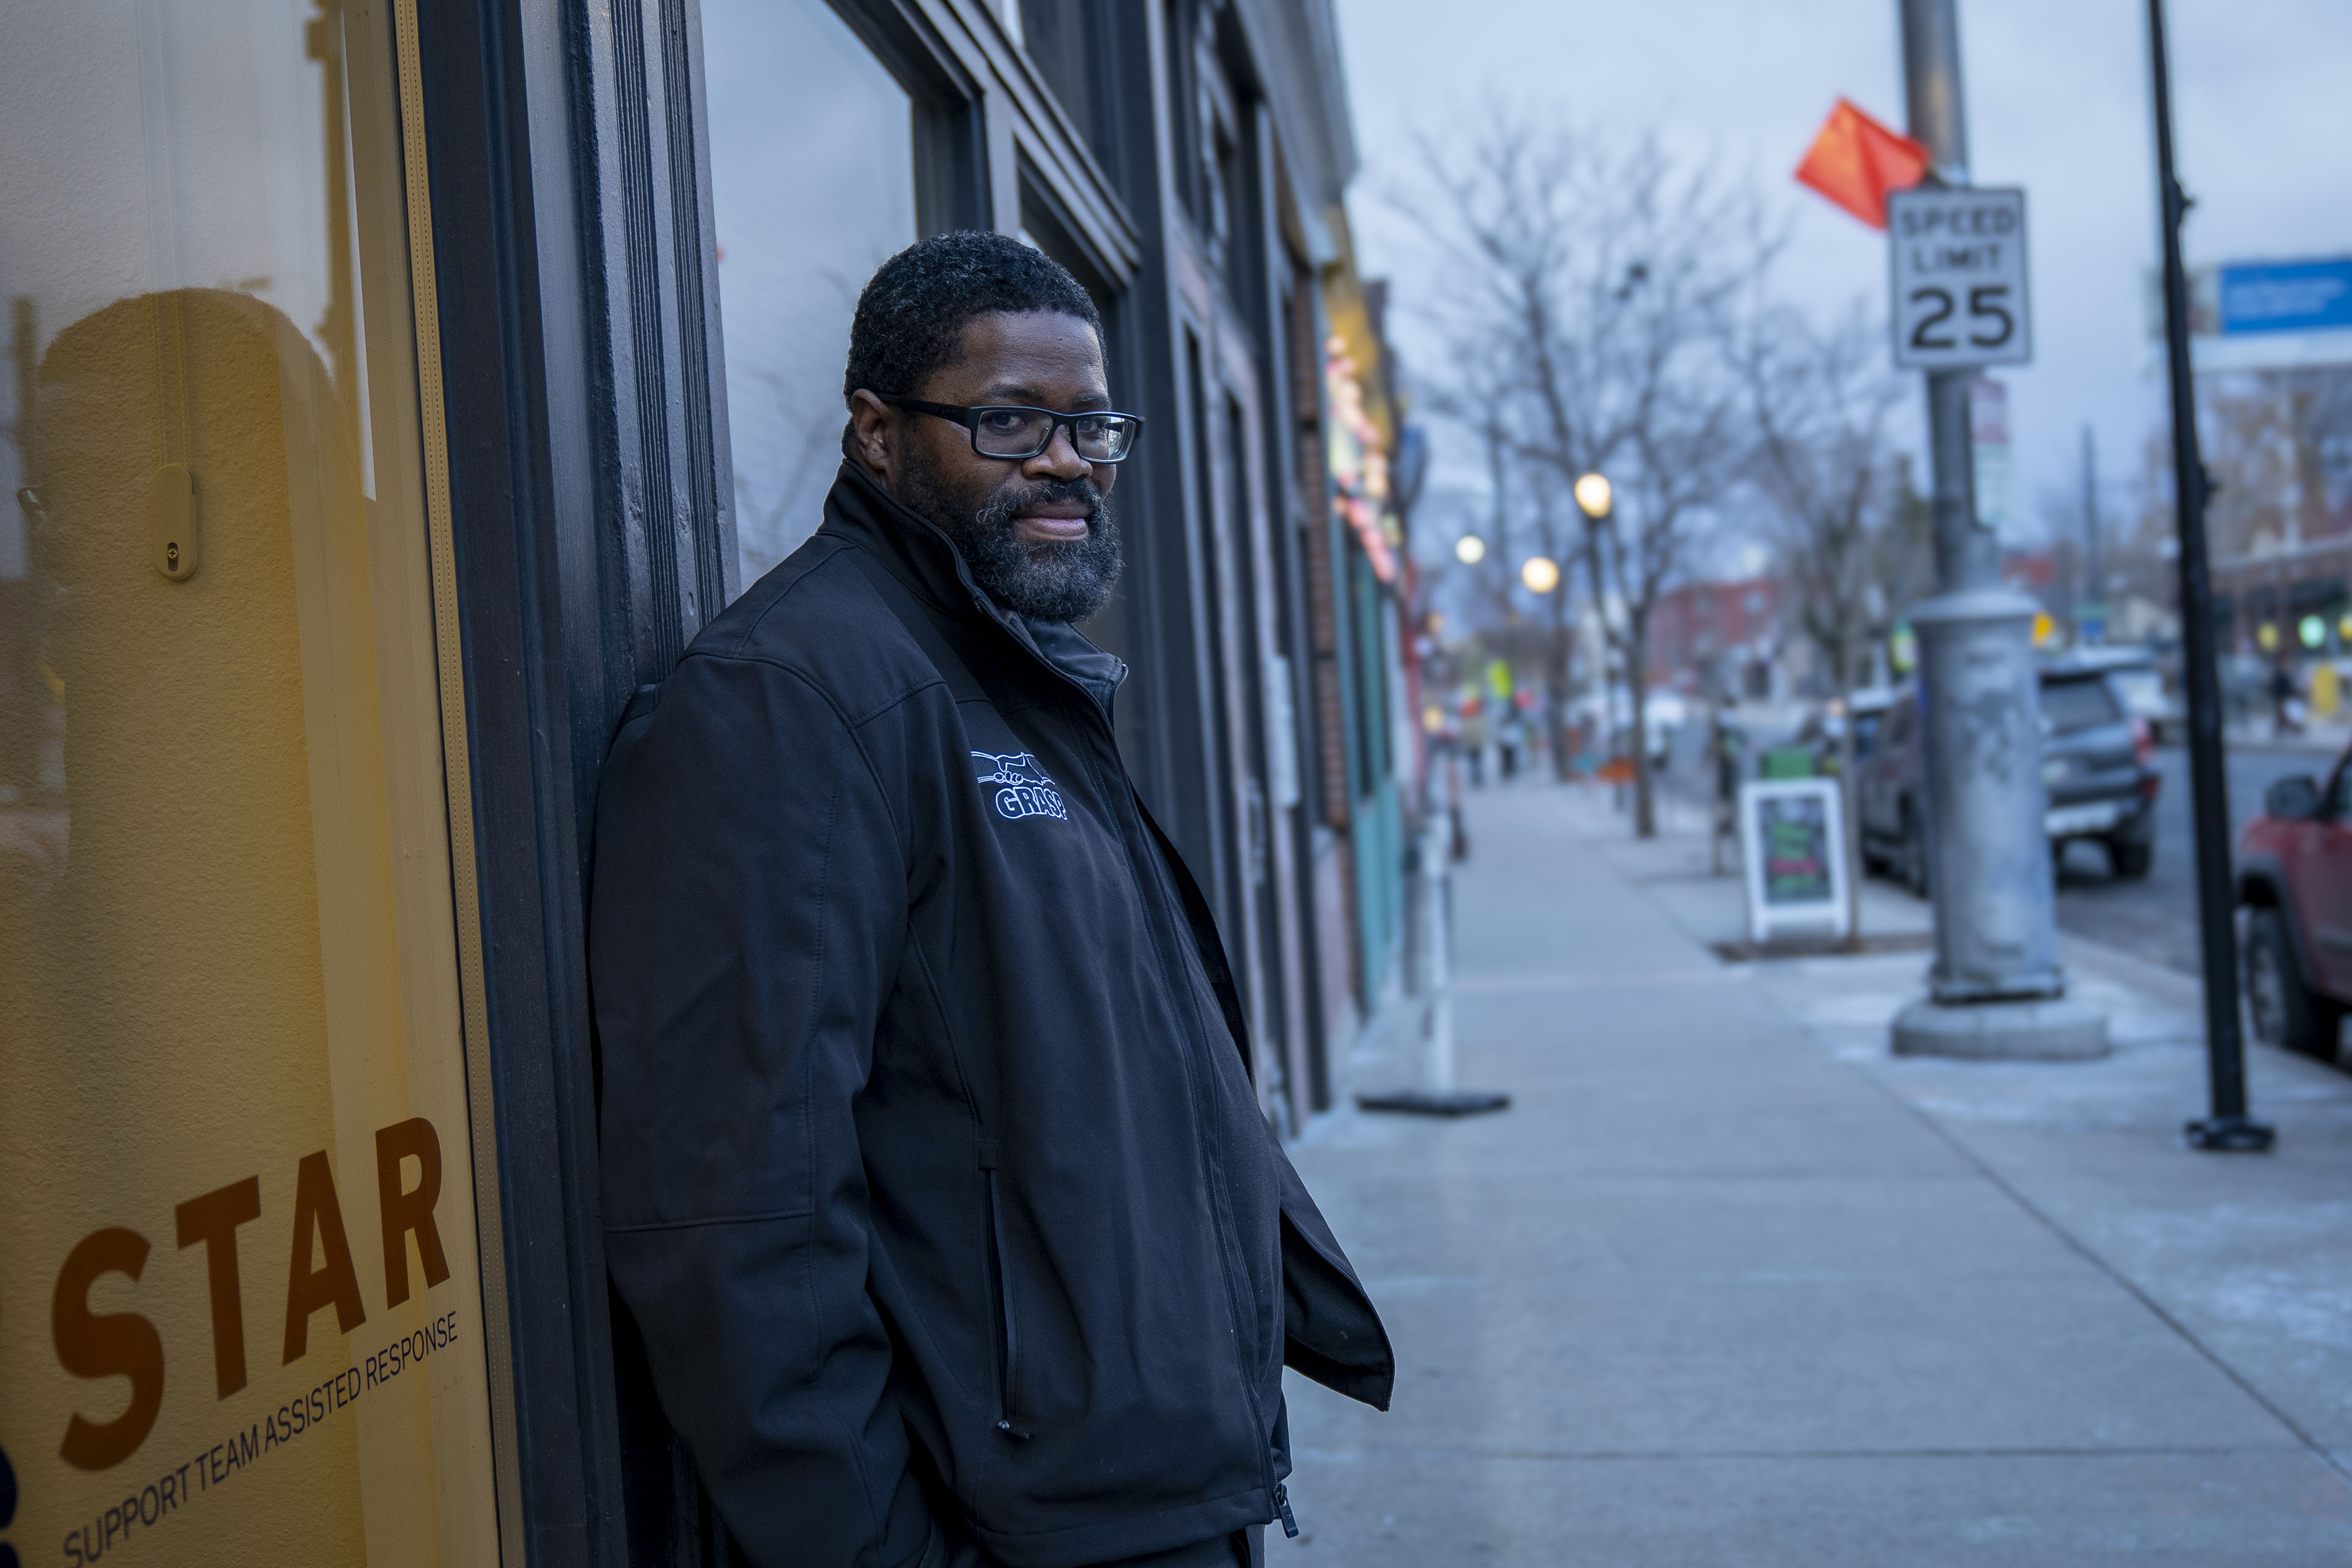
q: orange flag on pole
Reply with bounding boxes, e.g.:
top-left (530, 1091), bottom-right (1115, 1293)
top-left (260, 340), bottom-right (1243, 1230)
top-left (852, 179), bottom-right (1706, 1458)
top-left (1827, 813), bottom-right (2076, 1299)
top-left (1794, 98), bottom-right (1931, 230)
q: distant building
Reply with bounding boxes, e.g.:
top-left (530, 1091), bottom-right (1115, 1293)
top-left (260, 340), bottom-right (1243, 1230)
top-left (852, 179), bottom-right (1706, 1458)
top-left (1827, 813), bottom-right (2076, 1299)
top-left (1646, 576), bottom-right (1786, 694)
top-left (2158, 364), bottom-right (2351, 657)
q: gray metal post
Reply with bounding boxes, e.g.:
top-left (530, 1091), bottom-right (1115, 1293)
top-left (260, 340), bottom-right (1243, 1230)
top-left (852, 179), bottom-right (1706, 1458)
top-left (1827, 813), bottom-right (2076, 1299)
top-left (1420, 816), bottom-right (1457, 1095)
top-left (1354, 809), bottom-right (1509, 1117)
top-left (1900, 0), bottom-right (1969, 181)
top-left (1891, 0), bottom-right (2107, 1058)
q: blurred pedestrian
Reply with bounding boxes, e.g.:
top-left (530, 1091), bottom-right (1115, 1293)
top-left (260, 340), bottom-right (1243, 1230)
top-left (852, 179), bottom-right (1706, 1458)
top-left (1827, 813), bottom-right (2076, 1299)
top-left (2271, 656), bottom-right (2304, 737)
top-left (1711, 699), bottom-right (1744, 875)
top-left (592, 233), bottom-right (1390, 1568)
top-left (1461, 697), bottom-right (1489, 787)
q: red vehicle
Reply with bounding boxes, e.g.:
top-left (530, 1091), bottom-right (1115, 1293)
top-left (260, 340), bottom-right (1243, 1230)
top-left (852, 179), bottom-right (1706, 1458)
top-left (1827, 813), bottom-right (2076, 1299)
top-left (2237, 747), bottom-right (2352, 1061)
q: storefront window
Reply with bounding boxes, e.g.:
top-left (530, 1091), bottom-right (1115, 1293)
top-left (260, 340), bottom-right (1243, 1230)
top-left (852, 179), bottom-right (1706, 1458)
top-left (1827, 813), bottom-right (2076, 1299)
top-left (703, 0), bottom-right (918, 586)
top-left (0, 3), bottom-right (502, 1561)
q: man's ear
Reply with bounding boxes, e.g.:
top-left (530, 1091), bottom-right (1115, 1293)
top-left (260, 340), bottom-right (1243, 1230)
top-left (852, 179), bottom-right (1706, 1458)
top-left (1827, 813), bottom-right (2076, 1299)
top-left (848, 389), bottom-right (895, 479)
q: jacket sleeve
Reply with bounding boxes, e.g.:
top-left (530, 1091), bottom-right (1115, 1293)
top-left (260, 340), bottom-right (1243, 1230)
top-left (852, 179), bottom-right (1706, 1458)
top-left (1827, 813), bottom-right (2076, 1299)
top-left (591, 652), bottom-right (934, 1567)
top-left (1275, 1148), bottom-right (1396, 1412)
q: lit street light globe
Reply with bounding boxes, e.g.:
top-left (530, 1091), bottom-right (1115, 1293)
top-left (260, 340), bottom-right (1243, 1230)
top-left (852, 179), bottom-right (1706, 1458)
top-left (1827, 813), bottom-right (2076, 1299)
top-left (1455, 534), bottom-right (1487, 565)
top-left (1574, 472), bottom-right (1612, 519)
top-left (1520, 556), bottom-right (1560, 595)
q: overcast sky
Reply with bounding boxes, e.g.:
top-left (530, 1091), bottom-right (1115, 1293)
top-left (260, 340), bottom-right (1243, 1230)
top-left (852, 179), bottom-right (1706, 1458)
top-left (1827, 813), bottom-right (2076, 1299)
top-left (1332, 0), bottom-right (2352, 566)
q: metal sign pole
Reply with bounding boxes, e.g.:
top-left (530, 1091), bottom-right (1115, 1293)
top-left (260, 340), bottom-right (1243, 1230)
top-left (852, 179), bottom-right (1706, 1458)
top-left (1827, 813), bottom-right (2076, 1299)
top-left (1889, 0), bottom-right (2108, 1060)
top-left (1422, 815), bottom-right (1458, 1095)
top-left (2148, 0), bottom-right (2274, 1152)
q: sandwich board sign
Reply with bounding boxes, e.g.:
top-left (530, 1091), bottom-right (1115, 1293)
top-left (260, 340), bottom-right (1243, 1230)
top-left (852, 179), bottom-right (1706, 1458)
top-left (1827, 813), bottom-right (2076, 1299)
top-left (1887, 186), bottom-right (2032, 370)
top-left (1739, 778), bottom-right (1852, 944)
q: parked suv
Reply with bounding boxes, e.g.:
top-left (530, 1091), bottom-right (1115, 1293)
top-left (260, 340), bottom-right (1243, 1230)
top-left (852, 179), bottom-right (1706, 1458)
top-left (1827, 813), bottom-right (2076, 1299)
top-left (1856, 687), bottom-right (1932, 892)
top-left (1855, 666), bottom-right (2161, 892)
top-left (1795, 686), bottom-right (1896, 778)
top-left (2038, 663), bottom-right (2162, 878)
top-left (2059, 644), bottom-right (2180, 743)
top-left (2237, 746), bottom-right (2352, 1061)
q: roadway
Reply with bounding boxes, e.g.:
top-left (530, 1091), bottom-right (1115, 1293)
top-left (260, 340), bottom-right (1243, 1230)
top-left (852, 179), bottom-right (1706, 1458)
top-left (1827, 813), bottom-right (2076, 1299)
top-left (1657, 723), bottom-right (2340, 977)
top-left (2054, 742), bottom-right (2338, 974)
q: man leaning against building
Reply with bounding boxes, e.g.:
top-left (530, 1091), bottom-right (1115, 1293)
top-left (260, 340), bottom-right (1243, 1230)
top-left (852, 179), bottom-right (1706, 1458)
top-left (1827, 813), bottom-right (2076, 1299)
top-left (590, 231), bottom-right (1392, 1568)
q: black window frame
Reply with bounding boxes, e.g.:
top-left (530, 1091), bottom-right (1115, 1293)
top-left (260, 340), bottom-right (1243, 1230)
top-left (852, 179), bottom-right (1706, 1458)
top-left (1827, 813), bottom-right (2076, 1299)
top-left (405, 0), bottom-right (1329, 1556)
top-left (410, 1), bottom-right (993, 1562)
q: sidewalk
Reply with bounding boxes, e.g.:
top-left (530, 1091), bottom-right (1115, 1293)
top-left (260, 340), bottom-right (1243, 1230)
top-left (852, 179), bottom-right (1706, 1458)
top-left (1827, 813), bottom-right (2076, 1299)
top-left (1278, 780), bottom-right (2352, 1566)
top-left (2228, 717), bottom-right (2352, 758)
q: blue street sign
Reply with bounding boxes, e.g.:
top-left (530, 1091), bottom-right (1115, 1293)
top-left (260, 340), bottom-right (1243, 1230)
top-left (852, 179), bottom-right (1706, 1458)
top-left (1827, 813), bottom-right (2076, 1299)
top-left (2218, 258), bottom-right (2352, 335)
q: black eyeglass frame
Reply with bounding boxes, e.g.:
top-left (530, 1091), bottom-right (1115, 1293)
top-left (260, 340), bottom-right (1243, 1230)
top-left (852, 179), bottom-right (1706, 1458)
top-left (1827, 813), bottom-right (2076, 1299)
top-left (878, 396), bottom-right (1145, 462)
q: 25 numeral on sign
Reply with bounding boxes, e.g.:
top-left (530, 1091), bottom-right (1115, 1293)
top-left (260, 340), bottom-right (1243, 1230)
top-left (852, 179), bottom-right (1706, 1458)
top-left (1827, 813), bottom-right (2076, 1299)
top-left (1887, 186), bottom-right (2032, 369)
top-left (1907, 285), bottom-right (2016, 352)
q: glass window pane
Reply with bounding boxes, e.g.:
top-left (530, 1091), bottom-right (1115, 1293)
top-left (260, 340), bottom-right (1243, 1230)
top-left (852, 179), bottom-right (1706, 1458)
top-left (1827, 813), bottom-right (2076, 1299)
top-left (2041, 676), bottom-right (2123, 733)
top-left (1, 2), bottom-right (501, 1555)
top-left (2108, 667), bottom-right (2165, 722)
top-left (703, 0), bottom-right (917, 587)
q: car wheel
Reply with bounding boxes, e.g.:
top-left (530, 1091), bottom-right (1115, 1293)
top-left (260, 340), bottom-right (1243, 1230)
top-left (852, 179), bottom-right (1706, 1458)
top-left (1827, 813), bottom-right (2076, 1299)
top-left (1859, 831), bottom-right (1887, 877)
top-left (2109, 835), bottom-right (2154, 880)
top-left (2245, 906), bottom-right (2345, 1061)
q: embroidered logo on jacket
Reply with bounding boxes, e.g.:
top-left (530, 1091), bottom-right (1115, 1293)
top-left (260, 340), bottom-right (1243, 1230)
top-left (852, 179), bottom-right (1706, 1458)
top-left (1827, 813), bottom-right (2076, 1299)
top-left (971, 751), bottom-right (1068, 821)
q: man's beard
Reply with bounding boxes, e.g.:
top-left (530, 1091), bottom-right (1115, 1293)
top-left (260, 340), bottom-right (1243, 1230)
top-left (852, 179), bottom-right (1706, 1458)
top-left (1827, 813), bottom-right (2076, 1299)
top-left (899, 461), bottom-right (1123, 624)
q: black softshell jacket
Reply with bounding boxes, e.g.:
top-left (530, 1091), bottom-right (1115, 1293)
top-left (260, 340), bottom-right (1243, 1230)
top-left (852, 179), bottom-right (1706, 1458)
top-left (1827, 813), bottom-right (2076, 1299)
top-left (592, 462), bottom-right (1393, 1568)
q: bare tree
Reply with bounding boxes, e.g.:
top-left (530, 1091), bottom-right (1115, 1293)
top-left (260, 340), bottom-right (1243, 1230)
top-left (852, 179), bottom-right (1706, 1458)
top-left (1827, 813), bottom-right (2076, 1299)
top-left (1472, 407), bottom-right (1521, 633)
top-left (1526, 476), bottom-right (1581, 780)
top-left (1458, 408), bottom-right (1585, 780)
top-left (1738, 299), bottom-right (1905, 940)
top-left (1419, 338), bottom-right (1529, 636)
top-left (1406, 118), bottom-right (1768, 836)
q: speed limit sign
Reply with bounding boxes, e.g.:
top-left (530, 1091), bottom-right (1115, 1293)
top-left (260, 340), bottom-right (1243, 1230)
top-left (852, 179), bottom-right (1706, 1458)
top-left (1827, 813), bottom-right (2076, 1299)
top-left (1887, 186), bottom-right (2031, 370)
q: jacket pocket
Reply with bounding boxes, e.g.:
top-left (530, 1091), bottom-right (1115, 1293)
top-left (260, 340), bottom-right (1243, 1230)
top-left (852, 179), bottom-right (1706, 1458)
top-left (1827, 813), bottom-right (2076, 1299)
top-left (979, 1140), bottom-right (1030, 1440)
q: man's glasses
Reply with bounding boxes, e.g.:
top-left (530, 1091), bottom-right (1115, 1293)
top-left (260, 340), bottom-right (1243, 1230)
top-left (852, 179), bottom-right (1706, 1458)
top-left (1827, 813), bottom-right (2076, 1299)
top-left (880, 397), bottom-right (1144, 463)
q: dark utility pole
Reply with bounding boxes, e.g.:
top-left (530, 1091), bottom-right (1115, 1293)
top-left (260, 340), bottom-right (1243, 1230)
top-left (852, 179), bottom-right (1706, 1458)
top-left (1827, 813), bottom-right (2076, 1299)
top-left (2149, 0), bottom-right (2272, 1152)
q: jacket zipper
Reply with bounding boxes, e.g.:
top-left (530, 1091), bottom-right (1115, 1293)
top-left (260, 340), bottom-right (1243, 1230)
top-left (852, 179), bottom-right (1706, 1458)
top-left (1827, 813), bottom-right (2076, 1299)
top-left (993, 631), bottom-right (1281, 1518)
top-left (978, 1140), bottom-right (1030, 1441)
top-left (1101, 777), bottom-right (1285, 1525)
top-left (1131, 785), bottom-right (1283, 1519)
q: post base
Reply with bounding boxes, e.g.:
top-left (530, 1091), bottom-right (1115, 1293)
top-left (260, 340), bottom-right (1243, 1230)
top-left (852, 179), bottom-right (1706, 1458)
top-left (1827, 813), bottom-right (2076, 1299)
top-left (1891, 995), bottom-right (2111, 1060)
top-left (1355, 1089), bottom-right (1512, 1118)
top-left (2185, 1115), bottom-right (2275, 1153)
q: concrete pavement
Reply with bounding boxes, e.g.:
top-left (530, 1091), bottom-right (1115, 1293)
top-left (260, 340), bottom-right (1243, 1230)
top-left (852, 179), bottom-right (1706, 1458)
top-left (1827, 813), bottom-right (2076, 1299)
top-left (1276, 780), bottom-right (2352, 1565)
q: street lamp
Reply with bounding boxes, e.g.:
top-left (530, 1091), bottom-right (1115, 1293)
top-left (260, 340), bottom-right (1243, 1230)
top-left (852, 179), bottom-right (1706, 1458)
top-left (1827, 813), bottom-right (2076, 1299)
top-left (1574, 472), bottom-right (1612, 519)
top-left (1455, 534), bottom-right (1487, 565)
top-left (1572, 473), bottom-right (1626, 775)
top-left (1520, 556), bottom-right (1560, 595)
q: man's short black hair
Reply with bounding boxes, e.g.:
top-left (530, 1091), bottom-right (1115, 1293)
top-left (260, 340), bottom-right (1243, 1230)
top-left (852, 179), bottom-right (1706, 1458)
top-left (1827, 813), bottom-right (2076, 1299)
top-left (844, 230), bottom-right (1104, 405)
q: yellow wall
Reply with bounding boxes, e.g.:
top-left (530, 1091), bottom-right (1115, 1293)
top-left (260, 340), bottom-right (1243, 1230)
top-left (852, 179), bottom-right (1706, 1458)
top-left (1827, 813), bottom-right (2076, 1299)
top-left (1317, 203), bottom-right (1398, 451)
top-left (0, 4), bottom-right (501, 1563)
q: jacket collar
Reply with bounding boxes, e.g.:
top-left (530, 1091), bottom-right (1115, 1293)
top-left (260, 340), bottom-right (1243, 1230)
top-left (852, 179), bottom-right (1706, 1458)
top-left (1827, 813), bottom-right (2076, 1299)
top-left (815, 458), bottom-right (1126, 709)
